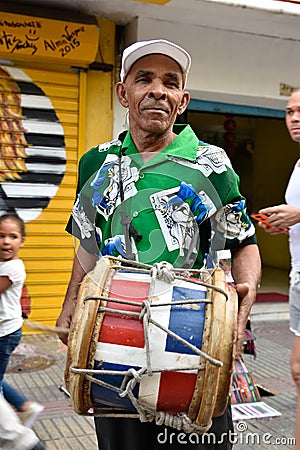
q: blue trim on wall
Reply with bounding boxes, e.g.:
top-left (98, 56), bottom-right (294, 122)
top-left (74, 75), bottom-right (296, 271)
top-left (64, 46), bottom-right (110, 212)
top-left (188, 99), bottom-right (285, 118)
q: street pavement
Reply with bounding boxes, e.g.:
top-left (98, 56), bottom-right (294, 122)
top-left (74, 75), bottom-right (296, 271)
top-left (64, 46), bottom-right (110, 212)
top-left (5, 318), bottom-right (296, 449)
top-left (233, 319), bottom-right (296, 450)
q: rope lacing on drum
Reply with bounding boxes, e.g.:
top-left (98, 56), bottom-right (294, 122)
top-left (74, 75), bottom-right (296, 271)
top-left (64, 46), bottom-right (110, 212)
top-left (119, 368), bottom-right (143, 398)
top-left (118, 368), bottom-right (212, 433)
top-left (139, 300), bottom-right (152, 376)
top-left (105, 256), bottom-right (229, 301)
top-left (151, 261), bottom-right (176, 283)
top-left (155, 411), bottom-right (212, 433)
top-left (81, 368), bottom-right (213, 433)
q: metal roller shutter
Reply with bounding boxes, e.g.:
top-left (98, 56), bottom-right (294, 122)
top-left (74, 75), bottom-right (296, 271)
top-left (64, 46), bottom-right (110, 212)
top-left (0, 63), bottom-right (79, 325)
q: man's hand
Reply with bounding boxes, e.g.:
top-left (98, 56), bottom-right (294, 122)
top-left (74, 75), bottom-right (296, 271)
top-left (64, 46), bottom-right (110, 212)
top-left (234, 282), bottom-right (255, 359)
top-left (56, 299), bottom-right (76, 345)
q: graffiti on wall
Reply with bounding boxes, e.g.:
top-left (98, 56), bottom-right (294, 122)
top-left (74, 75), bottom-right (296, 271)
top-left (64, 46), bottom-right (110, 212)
top-left (0, 12), bottom-right (99, 66)
top-left (0, 65), bottom-right (66, 222)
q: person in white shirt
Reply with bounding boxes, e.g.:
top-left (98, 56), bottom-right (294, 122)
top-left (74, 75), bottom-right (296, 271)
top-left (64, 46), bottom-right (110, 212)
top-left (0, 213), bottom-right (26, 390)
top-left (258, 88), bottom-right (300, 450)
top-left (0, 213), bottom-right (44, 444)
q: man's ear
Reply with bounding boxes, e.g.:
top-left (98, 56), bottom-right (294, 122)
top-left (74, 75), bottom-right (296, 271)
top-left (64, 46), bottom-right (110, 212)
top-left (116, 82), bottom-right (128, 108)
top-left (177, 91), bottom-right (190, 116)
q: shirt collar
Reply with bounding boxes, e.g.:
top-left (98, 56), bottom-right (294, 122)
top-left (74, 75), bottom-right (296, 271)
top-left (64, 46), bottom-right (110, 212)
top-left (121, 124), bottom-right (199, 162)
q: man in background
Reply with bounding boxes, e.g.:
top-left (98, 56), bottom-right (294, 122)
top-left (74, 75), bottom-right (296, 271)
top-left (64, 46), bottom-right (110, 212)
top-left (259, 88), bottom-right (300, 449)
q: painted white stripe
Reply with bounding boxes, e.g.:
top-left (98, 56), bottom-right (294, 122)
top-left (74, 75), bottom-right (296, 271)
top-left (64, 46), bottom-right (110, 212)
top-left (23, 120), bottom-right (64, 135)
top-left (25, 147), bottom-right (66, 158)
top-left (95, 342), bottom-right (200, 372)
top-left (4, 66), bottom-right (32, 82)
top-left (26, 163), bottom-right (66, 173)
top-left (21, 95), bottom-right (54, 110)
top-left (113, 271), bottom-right (151, 283)
top-left (15, 208), bottom-right (43, 222)
top-left (139, 373), bottom-right (161, 408)
top-left (1, 182), bottom-right (58, 197)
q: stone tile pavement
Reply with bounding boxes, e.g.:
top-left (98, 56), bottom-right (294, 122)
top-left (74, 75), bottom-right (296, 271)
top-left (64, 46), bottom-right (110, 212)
top-left (233, 320), bottom-right (296, 450)
top-left (4, 319), bottom-right (297, 449)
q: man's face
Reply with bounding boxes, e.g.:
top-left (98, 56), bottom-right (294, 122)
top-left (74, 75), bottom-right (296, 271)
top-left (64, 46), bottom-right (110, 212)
top-left (117, 54), bottom-right (190, 136)
top-left (286, 91), bottom-right (300, 143)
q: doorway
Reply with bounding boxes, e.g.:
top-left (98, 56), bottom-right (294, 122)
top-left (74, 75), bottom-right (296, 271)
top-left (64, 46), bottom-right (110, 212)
top-left (182, 103), bottom-right (300, 299)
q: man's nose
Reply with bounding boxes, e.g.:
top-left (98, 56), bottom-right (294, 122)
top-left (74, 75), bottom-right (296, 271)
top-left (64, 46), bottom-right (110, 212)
top-left (148, 80), bottom-right (167, 98)
top-left (292, 111), bottom-right (300, 121)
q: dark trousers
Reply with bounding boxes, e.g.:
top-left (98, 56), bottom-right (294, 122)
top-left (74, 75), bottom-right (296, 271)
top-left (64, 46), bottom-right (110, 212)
top-left (0, 328), bottom-right (22, 394)
top-left (94, 404), bottom-right (233, 450)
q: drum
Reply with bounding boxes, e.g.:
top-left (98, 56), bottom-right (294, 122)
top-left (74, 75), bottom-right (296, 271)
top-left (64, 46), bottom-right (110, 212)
top-left (66, 256), bottom-right (238, 434)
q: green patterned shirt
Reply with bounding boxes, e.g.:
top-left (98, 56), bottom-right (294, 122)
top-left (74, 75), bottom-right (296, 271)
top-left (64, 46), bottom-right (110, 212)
top-left (67, 124), bottom-right (256, 269)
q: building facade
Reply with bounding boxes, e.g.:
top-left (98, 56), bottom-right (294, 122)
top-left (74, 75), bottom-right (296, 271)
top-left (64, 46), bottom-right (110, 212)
top-left (1, 0), bottom-right (299, 323)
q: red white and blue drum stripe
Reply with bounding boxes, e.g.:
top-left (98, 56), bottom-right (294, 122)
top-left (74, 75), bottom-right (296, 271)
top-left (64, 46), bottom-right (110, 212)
top-left (91, 271), bottom-right (208, 413)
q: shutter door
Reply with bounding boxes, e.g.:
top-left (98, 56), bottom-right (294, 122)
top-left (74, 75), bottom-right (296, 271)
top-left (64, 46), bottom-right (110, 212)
top-left (0, 63), bottom-right (79, 325)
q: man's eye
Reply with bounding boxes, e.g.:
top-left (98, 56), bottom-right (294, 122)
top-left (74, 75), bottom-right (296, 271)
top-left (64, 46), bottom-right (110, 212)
top-left (167, 82), bottom-right (179, 88)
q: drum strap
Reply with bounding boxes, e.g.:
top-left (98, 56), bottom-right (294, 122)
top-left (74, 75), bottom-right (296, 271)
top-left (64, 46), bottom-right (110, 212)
top-left (118, 149), bottom-right (142, 261)
top-left (118, 153), bottom-right (135, 260)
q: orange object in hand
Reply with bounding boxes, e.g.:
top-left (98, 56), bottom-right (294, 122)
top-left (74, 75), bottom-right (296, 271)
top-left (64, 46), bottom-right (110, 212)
top-left (250, 213), bottom-right (288, 232)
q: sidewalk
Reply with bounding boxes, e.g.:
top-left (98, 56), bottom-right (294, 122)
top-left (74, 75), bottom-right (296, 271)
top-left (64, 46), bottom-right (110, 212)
top-left (5, 318), bottom-right (296, 449)
top-left (233, 319), bottom-right (296, 450)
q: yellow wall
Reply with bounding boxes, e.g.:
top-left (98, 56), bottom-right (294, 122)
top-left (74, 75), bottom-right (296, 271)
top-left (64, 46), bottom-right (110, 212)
top-left (0, 14), bottom-right (116, 329)
top-left (85, 18), bottom-right (115, 153)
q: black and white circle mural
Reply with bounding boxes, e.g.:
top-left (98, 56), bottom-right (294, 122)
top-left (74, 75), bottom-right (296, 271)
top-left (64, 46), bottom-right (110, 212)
top-left (0, 65), bottom-right (66, 222)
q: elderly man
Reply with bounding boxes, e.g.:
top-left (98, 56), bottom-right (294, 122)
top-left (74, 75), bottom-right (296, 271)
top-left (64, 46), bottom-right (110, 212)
top-left (57, 39), bottom-right (261, 449)
top-left (259, 88), bottom-right (300, 449)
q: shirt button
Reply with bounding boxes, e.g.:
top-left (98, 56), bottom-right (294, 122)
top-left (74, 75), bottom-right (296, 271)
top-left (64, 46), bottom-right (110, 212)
top-left (133, 211), bottom-right (138, 218)
top-left (139, 173), bottom-right (145, 179)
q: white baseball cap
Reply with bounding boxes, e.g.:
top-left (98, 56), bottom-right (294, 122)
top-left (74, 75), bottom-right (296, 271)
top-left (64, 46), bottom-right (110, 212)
top-left (120, 39), bottom-right (191, 86)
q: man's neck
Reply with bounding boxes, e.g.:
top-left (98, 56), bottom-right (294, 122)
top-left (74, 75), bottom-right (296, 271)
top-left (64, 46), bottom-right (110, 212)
top-left (130, 127), bottom-right (178, 163)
